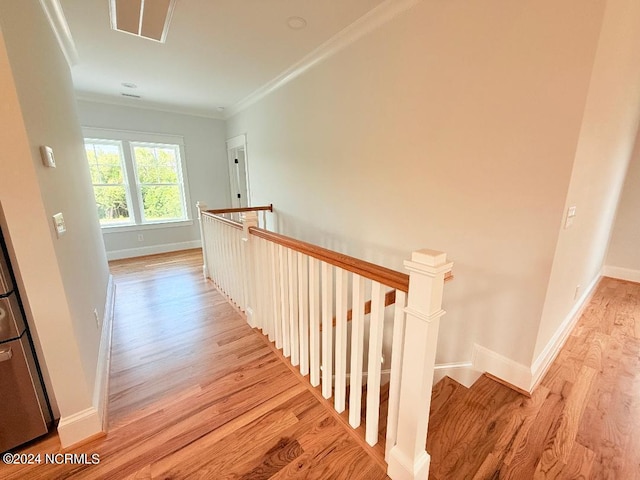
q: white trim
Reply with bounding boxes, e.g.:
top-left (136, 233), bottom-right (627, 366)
top-left (472, 344), bottom-right (532, 393)
top-left (93, 275), bottom-right (115, 430)
top-left (101, 220), bottom-right (193, 234)
top-left (432, 361), bottom-right (480, 388)
top-left (226, 134), bottom-right (247, 150)
top-left (56, 407), bottom-right (102, 448)
top-left (227, 0), bottom-right (422, 118)
top-left (82, 127), bottom-right (185, 146)
top-left (76, 94), bottom-right (227, 120)
top-left (106, 240), bottom-right (201, 261)
top-left (38, 0), bottom-right (78, 67)
top-left (226, 134), bottom-right (252, 207)
top-left (471, 273), bottom-right (601, 394)
top-left (602, 265), bottom-right (640, 283)
top-left (530, 273), bottom-right (601, 390)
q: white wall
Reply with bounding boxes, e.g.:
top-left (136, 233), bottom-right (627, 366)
top-left (534, 0), bottom-right (640, 367)
top-left (0, 0), bottom-right (109, 440)
top-left (76, 100), bottom-right (230, 258)
top-left (227, 0), bottom-right (606, 367)
top-left (605, 129), bottom-right (640, 278)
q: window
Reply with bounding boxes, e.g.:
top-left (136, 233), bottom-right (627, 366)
top-left (85, 140), bottom-right (132, 225)
top-left (84, 130), bottom-right (190, 228)
top-left (131, 143), bottom-right (186, 223)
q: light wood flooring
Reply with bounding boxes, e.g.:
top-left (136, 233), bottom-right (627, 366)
top-left (2, 251), bottom-right (639, 479)
top-left (0, 249), bottom-right (387, 479)
top-left (427, 276), bottom-right (640, 479)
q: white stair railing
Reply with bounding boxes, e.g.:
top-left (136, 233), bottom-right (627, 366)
top-left (198, 202), bottom-right (452, 480)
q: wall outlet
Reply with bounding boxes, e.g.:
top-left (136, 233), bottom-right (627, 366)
top-left (137, 234), bottom-right (144, 242)
top-left (574, 285), bottom-right (581, 301)
top-left (93, 308), bottom-right (101, 328)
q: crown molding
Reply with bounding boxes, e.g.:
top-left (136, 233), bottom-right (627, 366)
top-left (75, 93), bottom-right (227, 120)
top-left (39, 0), bottom-right (78, 67)
top-left (227, 0), bottom-right (422, 118)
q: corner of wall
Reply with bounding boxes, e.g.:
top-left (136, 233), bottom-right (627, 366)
top-left (471, 344), bottom-right (533, 393)
top-left (602, 265), bottom-right (640, 283)
top-left (93, 275), bottom-right (115, 430)
top-left (56, 408), bottom-right (103, 448)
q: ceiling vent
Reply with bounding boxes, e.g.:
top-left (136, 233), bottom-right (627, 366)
top-left (109, 0), bottom-right (176, 43)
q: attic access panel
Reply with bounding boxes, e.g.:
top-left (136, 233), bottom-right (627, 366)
top-left (110, 0), bottom-right (176, 43)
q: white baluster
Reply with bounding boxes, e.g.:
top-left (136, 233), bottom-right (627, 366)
top-left (219, 222), bottom-right (228, 294)
top-left (261, 238), bottom-right (274, 341)
top-left (309, 257), bottom-right (320, 387)
top-left (270, 242), bottom-right (283, 349)
top-left (349, 273), bottom-right (365, 428)
top-left (279, 245), bottom-right (291, 357)
top-left (334, 267), bottom-right (348, 413)
top-left (387, 250), bottom-right (452, 480)
top-left (241, 212), bottom-right (258, 325)
top-left (288, 248), bottom-right (299, 366)
top-left (321, 261), bottom-right (333, 399)
top-left (365, 281), bottom-right (386, 446)
top-left (385, 290), bottom-right (407, 461)
top-left (298, 252), bottom-right (310, 376)
top-left (196, 202), bottom-right (208, 279)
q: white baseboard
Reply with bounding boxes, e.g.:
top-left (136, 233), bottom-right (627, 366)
top-left (93, 274), bottom-right (115, 431)
top-left (530, 273), bottom-right (601, 390)
top-left (602, 265), bottom-right (640, 283)
top-left (471, 273), bottom-right (601, 394)
top-left (433, 361), bottom-right (481, 388)
top-left (57, 407), bottom-right (102, 448)
top-left (106, 240), bottom-right (201, 261)
top-left (472, 344), bottom-right (532, 392)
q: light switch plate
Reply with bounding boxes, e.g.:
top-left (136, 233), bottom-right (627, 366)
top-left (52, 213), bottom-right (66, 238)
top-left (40, 145), bottom-right (56, 168)
top-left (564, 205), bottom-right (577, 229)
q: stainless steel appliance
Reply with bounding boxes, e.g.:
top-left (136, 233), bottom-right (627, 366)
top-left (0, 229), bottom-right (52, 452)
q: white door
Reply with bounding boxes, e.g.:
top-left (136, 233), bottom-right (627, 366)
top-left (227, 135), bottom-right (250, 208)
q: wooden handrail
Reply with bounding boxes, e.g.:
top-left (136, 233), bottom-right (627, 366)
top-left (249, 227), bottom-right (453, 292)
top-left (205, 204), bottom-right (273, 215)
top-left (250, 227), bottom-right (410, 292)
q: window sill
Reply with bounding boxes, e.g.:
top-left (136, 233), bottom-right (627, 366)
top-left (101, 219), bottom-right (193, 234)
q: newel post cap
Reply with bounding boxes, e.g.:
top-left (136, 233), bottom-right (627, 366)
top-left (411, 249), bottom-right (447, 266)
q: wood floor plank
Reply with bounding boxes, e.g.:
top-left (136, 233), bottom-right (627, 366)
top-left (427, 277), bottom-right (640, 479)
top-left (0, 250), bottom-right (388, 480)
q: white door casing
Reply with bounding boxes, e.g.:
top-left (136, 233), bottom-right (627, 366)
top-left (226, 134), bottom-right (250, 208)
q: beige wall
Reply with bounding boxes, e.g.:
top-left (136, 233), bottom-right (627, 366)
top-left (606, 130), bottom-right (640, 273)
top-left (0, 0), bottom-right (109, 421)
top-left (228, 0), bottom-right (607, 366)
top-left (535, 0), bottom-right (640, 363)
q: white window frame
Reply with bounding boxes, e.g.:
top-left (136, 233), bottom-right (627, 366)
top-left (83, 127), bottom-right (193, 231)
top-left (84, 138), bottom-right (135, 226)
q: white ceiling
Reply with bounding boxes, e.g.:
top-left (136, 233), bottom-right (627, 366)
top-left (58, 0), bottom-right (387, 118)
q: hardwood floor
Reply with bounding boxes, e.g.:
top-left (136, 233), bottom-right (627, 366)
top-left (0, 249), bottom-right (387, 480)
top-left (427, 276), bottom-right (640, 479)
top-left (3, 252), bottom-right (638, 479)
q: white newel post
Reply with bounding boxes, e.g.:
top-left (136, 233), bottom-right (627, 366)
top-left (241, 211), bottom-right (259, 328)
top-left (196, 202), bottom-right (208, 279)
top-left (387, 249), bottom-right (452, 480)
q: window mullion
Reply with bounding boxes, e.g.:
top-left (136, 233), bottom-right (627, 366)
top-left (121, 141), bottom-right (143, 225)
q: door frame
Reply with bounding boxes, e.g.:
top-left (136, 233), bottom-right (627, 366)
top-left (226, 134), bottom-right (251, 208)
